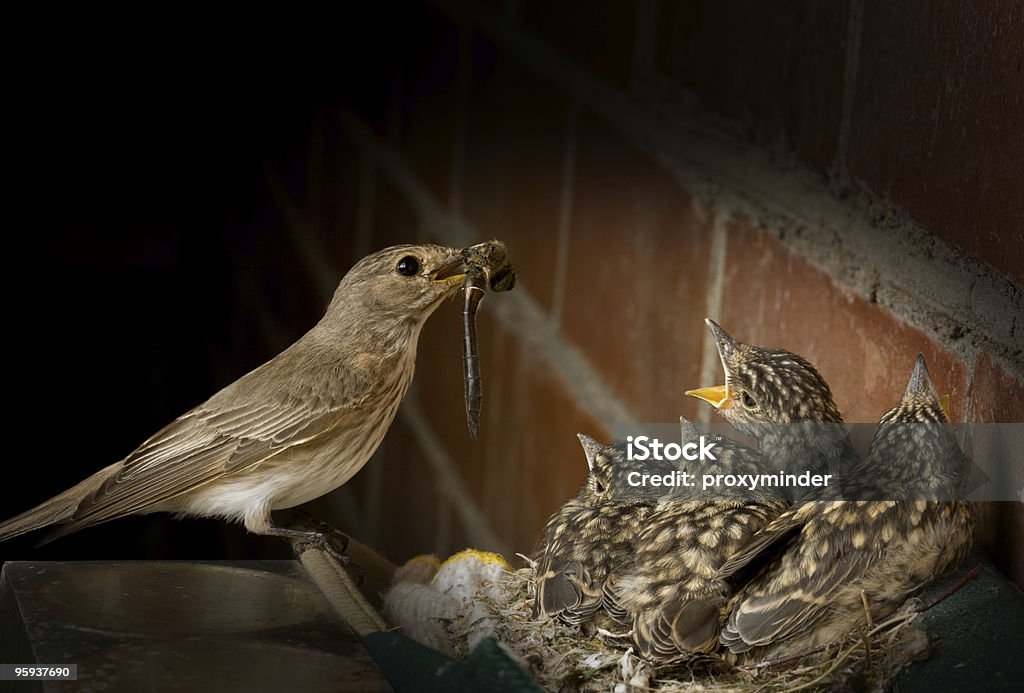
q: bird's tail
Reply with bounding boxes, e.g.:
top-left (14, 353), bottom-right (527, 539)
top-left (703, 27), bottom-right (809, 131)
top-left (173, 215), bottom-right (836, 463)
top-left (0, 463), bottom-right (119, 544)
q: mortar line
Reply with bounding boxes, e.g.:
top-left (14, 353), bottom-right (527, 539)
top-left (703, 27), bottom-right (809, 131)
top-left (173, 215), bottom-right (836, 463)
top-left (833, 0), bottom-right (865, 188)
top-left (631, 0), bottom-right (660, 90)
top-left (353, 146), bottom-right (377, 259)
top-left (264, 168), bottom-right (340, 304)
top-left (435, 489), bottom-right (453, 557)
top-left (305, 119), bottom-right (324, 238)
top-left (450, 19), bottom-right (472, 218)
top-left (549, 94), bottom-right (579, 326)
top-left (401, 401), bottom-right (509, 555)
top-left (386, 13), bottom-right (407, 142)
top-left (439, 0), bottom-right (1023, 381)
top-left (697, 213), bottom-right (730, 424)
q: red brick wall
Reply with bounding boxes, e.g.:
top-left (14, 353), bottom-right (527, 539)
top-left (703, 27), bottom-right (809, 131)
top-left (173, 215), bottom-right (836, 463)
top-left (295, 1), bottom-right (1023, 586)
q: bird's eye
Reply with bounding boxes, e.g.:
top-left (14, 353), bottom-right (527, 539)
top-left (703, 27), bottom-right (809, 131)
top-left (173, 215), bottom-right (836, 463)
top-left (741, 391), bottom-right (757, 409)
top-left (396, 256), bottom-right (420, 276)
top-left (595, 480), bottom-right (606, 493)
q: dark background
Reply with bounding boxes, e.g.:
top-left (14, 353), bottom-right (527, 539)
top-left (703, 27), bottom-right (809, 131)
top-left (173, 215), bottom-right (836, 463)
top-left (7, 11), bottom-right (402, 560)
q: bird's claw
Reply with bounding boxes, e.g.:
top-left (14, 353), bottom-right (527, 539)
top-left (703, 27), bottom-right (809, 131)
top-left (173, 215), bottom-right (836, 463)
top-left (279, 508), bottom-right (364, 584)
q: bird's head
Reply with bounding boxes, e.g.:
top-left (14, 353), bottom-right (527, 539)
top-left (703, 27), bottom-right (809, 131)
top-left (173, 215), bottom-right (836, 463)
top-left (686, 319), bottom-right (843, 438)
top-left (869, 355), bottom-right (965, 496)
top-left (576, 433), bottom-right (630, 502)
top-left (577, 433), bottom-right (616, 501)
top-left (326, 244), bottom-right (468, 324)
top-left (575, 433), bottom-right (660, 504)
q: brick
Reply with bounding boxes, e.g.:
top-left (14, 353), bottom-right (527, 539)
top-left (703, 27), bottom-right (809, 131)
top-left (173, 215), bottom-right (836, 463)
top-left (519, 0), bottom-right (636, 88)
top-left (718, 219), bottom-right (970, 425)
top-left (462, 36), bottom-right (570, 313)
top-left (562, 113), bottom-right (714, 423)
top-left (393, 2), bottom-right (461, 205)
top-left (657, 0), bottom-right (850, 172)
top-left (969, 354), bottom-right (1024, 424)
top-left (849, 1), bottom-right (1024, 285)
top-left (967, 355), bottom-right (1024, 587)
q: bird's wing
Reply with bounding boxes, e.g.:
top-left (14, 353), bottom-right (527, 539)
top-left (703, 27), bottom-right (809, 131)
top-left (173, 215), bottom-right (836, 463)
top-left (533, 520), bottom-right (610, 625)
top-left (44, 391), bottom-right (356, 541)
top-left (723, 503), bottom-right (894, 651)
top-left (717, 501), bottom-right (815, 579)
top-left (532, 552), bottom-right (589, 618)
top-left (630, 590), bottom-right (727, 658)
top-left (601, 570), bottom-right (631, 625)
top-left (533, 539), bottom-right (608, 624)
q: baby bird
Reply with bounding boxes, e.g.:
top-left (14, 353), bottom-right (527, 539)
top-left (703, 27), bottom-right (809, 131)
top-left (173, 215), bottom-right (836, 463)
top-left (533, 435), bottom-right (654, 626)
top-left (717, 355), bottom-right (975, 660)
top-left (602, 419), bottom-right (787, 661)
top-left (686, 319), bottom-right (859, 498)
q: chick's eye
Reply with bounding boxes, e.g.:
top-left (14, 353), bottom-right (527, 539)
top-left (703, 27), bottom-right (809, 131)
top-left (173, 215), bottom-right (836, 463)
top-left (396, 256), bottom-right (420, 276)
top-left (741, 391), bottom-right (757, 409)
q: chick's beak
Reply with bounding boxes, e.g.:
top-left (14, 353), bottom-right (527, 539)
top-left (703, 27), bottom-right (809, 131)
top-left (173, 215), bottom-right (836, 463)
top-left (685, 385), bottom-right (731, 410)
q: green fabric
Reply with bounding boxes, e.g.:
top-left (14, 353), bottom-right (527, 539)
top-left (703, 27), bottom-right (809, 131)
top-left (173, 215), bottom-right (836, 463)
top-left (362, 632), bottom-right (543, 693)
top-left (894, 559), bottom-right (1024, 692)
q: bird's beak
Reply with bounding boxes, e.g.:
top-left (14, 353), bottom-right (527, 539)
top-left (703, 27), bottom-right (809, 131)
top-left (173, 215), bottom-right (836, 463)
top-left (904, 353), bottom-right (939, 399)
top-left (685, 385), bottom-right (730, 410)
top-left (577, 433), bottom-right (603, 471)
top-left (431, 257), bottom-right (467, 283)
top-left (705, 318), bottom-right (739, 361)
top-left (940, 394), bottom-right (950, 419)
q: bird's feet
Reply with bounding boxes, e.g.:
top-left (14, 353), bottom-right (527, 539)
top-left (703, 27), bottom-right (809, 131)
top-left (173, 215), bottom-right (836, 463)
top-left (270, 509), bottom-right (364, 584)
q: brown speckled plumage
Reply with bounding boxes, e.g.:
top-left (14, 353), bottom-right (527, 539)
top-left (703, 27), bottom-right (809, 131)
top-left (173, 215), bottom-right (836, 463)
top-left (602, 421), bottom-right (787, 660)
top-left (533, 435), bottom-right (653, 626)
top-left (718, 355), bottom-right (975, 660)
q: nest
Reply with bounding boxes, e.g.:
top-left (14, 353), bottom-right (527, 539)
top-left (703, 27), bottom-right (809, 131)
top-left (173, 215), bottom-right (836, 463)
top-left (460, 559), bottom-right (938, 692)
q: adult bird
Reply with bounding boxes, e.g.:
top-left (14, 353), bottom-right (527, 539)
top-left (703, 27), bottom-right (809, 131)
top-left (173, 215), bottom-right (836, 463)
top-left (0, 244), bottom-right (472, 549)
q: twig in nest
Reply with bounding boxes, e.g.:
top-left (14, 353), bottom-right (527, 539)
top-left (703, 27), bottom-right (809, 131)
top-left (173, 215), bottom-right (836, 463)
top-left (784, 641), bottom-right (866, 693)
top-left (860, 589), bottom-right (874, 629)
top-left (858, 626), bottom-right (873, 674)
top-left (516, 553), bottom-right (538, 571)
top-left (743, 644), bottom-right (830, 671)
top-left (917, 563), bottom-right (982, 613)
